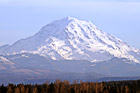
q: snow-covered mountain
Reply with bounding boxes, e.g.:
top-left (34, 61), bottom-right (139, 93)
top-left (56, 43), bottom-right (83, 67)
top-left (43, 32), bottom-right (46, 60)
top-left (1, 17), bottom-right (140, 84)
top-left (0, 16), bottom-right (140, 63)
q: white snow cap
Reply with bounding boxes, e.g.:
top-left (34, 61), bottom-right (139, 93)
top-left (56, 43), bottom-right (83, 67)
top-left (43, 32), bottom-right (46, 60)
top-left (0, 16), bottom-right (140, 63)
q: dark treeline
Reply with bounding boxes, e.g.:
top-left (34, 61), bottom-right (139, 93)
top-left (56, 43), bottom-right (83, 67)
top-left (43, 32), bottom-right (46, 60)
top-left (1, 79), bottom-right (140, 93)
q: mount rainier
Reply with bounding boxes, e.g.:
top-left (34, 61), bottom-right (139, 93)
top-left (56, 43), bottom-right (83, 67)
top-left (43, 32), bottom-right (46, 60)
top-left (0, 16), bottom-right (140, 63)
top-left (0, 17), bottom-right (140, 84)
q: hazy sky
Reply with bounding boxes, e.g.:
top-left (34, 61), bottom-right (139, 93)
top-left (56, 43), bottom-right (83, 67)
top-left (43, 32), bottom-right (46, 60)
top-left (0, 0), bottom-right (140, 48)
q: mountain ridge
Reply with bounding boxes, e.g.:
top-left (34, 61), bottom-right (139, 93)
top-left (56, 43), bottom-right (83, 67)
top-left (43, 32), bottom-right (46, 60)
top-left (0, 17), bottom-right (140, 63)
top-left (1, 17), bottom-right (140, 84)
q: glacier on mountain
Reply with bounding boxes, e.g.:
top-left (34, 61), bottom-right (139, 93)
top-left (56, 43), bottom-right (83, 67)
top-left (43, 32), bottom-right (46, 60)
top-left (0, 16), bottom-right (140, 63)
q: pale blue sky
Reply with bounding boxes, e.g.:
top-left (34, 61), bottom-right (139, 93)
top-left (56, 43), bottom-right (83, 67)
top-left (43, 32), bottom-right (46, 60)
top-left (0, 0), bottom-right (140, 48)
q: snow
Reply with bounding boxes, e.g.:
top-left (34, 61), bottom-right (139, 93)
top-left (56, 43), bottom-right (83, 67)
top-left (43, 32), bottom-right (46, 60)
top-left (91, 59), bottom-right (97, 63)
top-left (21, 54), bottom-right (29, 58)
top-left (0, 56), bottom-right (14, 65)
top-left (0, 56), bottom-right (16, 69)
top-left (0, 16), bottom-right (140, 63)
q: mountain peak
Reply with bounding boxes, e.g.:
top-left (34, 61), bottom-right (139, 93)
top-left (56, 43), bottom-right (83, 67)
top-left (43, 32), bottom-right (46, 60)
top-left (63, 16), bottom-right (77, 21)
top-left (61, 16), bottom-right (90, 24)
top-left (48, 16), bottom-right (89, 28)
top-left (0, 17), bottom-right (140, 63)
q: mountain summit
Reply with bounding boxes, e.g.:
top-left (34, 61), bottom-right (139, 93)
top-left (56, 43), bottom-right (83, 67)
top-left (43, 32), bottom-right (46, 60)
top-left (0, 17), bottom-right (140, 63)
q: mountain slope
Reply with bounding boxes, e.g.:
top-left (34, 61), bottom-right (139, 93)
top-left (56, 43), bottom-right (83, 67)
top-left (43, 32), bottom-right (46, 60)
top-left (0, 53), bottom-right (107, 85)
top-left (0, 17), bottom-right (140, 63)
top-left (0, 56), bottom-right (17, 69)
top-left (3, 53), bottom-right (140, 78)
